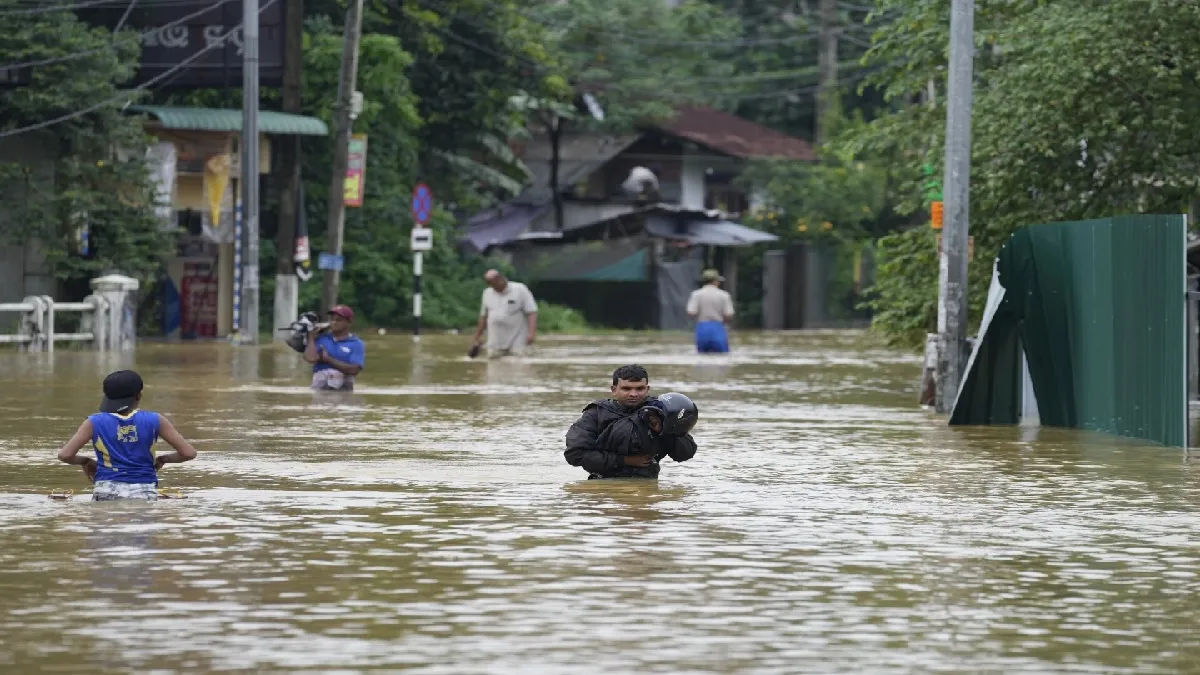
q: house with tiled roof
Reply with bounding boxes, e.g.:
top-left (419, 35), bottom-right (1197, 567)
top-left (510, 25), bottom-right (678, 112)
top-left (459, 106), bottom-right (815, 330)
top-left (463, 106), bottom-right (815, 253)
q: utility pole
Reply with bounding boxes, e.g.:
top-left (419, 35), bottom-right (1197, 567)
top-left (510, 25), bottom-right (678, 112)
top-left (320, 0), bottom-right (365, 313)
top-left (816, 0), bottom-right (839, 145)
top-left (240, 0), bottom-right (261, 344)
top-left (935, 0), bottom-right (975, 413)
top-left (273, 0), bottom-right (304, 341)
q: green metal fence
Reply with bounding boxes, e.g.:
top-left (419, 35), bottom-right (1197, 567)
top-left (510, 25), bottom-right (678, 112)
top-left (951, 215), bottom-right (1188, 448)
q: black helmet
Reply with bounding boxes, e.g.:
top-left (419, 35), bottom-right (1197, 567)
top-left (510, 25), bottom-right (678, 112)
top-left (653, 392), bottom-right (699, 436)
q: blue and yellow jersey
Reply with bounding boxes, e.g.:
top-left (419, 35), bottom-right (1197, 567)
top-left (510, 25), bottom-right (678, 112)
top-left (87, 410), bottom-right (160, 484)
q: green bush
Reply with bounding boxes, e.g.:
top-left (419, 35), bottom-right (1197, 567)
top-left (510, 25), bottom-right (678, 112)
top-left (536, 302), bottom-right (591, 333)
top-left (859, 227), bottom-right (938, 351)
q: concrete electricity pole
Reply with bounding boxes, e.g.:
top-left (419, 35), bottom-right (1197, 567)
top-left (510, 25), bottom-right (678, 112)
top-left (816, 0), bottom-right (839, 145)
top-left (240, 0), bottom-right (261, 344)
top-left (320, 0), bottom-right (365, 313)
top-left (273, 0), bottom-right (304, 341)
top-left (935, 0), bottom-right (975, 413)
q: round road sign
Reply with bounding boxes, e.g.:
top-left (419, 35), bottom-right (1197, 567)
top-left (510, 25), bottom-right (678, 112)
top-left (411, 183), bottom-right (433, 225)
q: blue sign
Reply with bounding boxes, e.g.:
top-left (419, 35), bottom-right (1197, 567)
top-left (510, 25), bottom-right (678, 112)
top-left (411, 183), bottom-right (433, 225)
top-left (317, 253), bottom-right (344, 271)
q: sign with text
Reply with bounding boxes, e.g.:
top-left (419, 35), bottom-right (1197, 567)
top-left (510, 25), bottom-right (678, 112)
top-left (78, 1), bottom-right (286, 89)
top-left (343, 134), bottom-right (368, 208)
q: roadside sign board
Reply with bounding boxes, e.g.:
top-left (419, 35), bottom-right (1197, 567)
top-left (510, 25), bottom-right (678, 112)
top-left (411, 183), bottom-right (432, 225)
top-left (343, 134), bottom-right (368, 207)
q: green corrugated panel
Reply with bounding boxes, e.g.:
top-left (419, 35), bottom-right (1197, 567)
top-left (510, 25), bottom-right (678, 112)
top-left (126, 105), bottom-right (330, 136)
top-left (952, 214), bottom-right (1187, 447)
top-left (578, 249), bottom-right (648, 281)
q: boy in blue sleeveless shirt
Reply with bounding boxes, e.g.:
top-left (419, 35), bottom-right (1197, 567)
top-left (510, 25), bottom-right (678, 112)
top-left (57, 370), bottom-right (198, 501)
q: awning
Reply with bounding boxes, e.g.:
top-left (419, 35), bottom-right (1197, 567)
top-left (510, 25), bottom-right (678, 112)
top-left (644, 218), bottom-right (778, 247)
top-left (126, 105), bottom-right (329, 136)
top-left (459, 204), bottom-right (549, 253)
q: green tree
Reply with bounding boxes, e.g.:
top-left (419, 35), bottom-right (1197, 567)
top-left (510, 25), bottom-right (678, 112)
top-left (364, 0), bottom-right (566, 210)
top-left (849, 0), bottom-right (1200, 349)
top-left (704, 0), bottom-right (886, 141)
top-left (530, 0), bottom-right (742, 130)
top-left (0, 2), bottom-right (171, 292)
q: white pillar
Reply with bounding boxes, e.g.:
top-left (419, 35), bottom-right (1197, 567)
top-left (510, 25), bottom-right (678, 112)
top-left (273, 274), bottom-right (299, 343)
top-left (680, 150), bottom-right (706, 210)
top-left (90, 274), bottom-right (140, 351)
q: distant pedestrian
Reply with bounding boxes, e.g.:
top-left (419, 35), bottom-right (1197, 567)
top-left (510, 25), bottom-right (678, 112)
top-left (470, 269), bottom-right (538, 359)
top-left (304, 305), bottom-right (365, 391)
top-left (687, 268), bottom-right (735, 353)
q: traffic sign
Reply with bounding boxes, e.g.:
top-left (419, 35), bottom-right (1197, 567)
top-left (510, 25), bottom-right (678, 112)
top-left (411, 227), bottom-right (433, 252)
top-left (411, 183), bottom-right (432, 225)
top-left (317, 253), bottom-right (344, 271)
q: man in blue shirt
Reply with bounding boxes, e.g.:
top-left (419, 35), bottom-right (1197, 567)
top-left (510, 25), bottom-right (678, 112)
top-left (304, 304), bottom-right (366, 391)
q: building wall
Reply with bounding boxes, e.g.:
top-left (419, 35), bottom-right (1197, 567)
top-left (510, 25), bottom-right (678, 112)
top-left (147, 129), bottom-right (270, 339)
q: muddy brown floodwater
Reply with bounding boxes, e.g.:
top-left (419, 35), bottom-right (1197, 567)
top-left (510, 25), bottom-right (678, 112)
top-left (1, 331), bottom-right (1198, 674)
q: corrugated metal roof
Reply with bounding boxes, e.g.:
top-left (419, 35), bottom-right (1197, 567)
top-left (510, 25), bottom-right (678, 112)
top-left (515, 133), bottom-right (641, 204)
top-left (655, 106), bottom-right (815, 161)
top-left (644, 216), bottom-right (779, 247)
top-left (127, 105), bottom-right (329, 136)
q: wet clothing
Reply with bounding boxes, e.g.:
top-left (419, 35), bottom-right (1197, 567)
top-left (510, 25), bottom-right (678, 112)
top-left (695, 321), bottom-right (730, 353)
top-left (687, 285), bottom-right (734, 323)
top-left (481, 282), bottom-right (537, 356)
top-left (92, 480), bottom-right (159, 501)
top-left (687, 284), bottom-right (734, 354)
top-left (311, 332), bottom-right (365, 391)
top-left (564, 398), bottom-right (697, 479)
top-left (88, 410), bottom-right (160, 485)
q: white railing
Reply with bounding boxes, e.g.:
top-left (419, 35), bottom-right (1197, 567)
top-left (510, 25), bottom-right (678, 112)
top-left (0, 294), bottom-right (111, 352)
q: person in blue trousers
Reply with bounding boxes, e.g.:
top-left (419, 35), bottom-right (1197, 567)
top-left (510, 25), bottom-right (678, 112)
top-left (687, 268), bottom-right (735, 353)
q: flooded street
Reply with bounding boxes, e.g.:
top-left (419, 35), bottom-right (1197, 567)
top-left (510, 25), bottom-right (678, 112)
top-left (1, 331), bottom-right (1198, 674)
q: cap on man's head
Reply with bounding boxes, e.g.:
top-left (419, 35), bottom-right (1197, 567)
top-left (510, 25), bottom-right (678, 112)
top-left (700, 268), bottom-right (725, 283)
top-left (100, 370), bottom-right (143, 414)
top-left (328, 305), bottom-right (354, 321)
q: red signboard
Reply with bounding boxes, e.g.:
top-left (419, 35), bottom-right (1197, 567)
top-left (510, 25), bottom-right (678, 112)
top-left (181, 263), bottom-right (218, 339)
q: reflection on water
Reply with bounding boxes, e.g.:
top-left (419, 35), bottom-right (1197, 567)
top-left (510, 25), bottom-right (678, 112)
top-left (0, 332), bottom-right (1198, 674)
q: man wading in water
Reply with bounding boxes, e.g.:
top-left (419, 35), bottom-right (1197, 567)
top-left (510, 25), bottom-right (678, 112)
top-left (304, 305), bottom-right (365, 391)
top-left (470, 269), bottom-right (538, 359)
top-left (564, 364), bottom-right (699, 479)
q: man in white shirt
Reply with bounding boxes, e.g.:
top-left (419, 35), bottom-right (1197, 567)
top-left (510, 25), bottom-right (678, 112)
top-left (470, 269), bottom-right (538, 358)
top-left (686, 268), bottom-right (735, 353)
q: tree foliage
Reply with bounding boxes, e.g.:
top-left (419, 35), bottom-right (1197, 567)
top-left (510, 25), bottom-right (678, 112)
top-left (0, 1), bottom-right (171, 288)
top-left (848, 0), bottom-right (1200, 349)
top-left (530, 0), bottom-right (742, 131)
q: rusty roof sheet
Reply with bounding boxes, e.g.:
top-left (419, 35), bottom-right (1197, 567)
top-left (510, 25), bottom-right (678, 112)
top-left (654, 106), bottom-right (815, 161)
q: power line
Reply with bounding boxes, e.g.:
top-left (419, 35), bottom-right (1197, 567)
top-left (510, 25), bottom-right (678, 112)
top-left (417, 11), bottom-right (888, 102)
top-left (0, 0), bottom-right (235, 71)
top-left (113, 0), bottom-right (139, 34)
top-left (0, 0), bottom-right (213, 10)
top-left (412, 0), bottom-right (870, 49)
top-left (0, 0), bottom-right (279, 139)
top-left (0, 0), bottom-right (128, 16)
